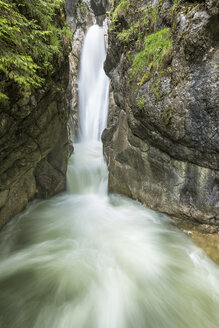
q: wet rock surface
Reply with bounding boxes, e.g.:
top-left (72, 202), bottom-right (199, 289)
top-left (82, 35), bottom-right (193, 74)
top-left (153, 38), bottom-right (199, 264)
top-left (102, 0), bottom-right (219, 230)
top-left (172, 217), bottom-right (219, 264)
top-left (90, 0), bottom-right (109, 16)
top-left (0, 23), bottom-right (72, 230)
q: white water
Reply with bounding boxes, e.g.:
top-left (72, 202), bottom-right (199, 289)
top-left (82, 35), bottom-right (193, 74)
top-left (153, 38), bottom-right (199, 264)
top-left (78, 25), bottom-right (109, 141)
top-left (0, 25), bottom-right (219, 328)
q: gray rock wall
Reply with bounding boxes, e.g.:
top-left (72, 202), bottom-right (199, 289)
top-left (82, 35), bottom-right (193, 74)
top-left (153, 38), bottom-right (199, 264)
top-left (102, 0), bottom-right (219, 230)
top-left (0, 10), bottom-right (72, 229)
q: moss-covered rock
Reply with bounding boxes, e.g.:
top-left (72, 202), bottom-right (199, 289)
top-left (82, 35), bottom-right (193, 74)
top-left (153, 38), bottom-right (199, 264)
top-left (103, 0), bottom-right (219, 231)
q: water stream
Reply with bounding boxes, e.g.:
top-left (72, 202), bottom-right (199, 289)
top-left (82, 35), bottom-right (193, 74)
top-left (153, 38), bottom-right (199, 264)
top-left (0, 25), bottom-right (218, 328)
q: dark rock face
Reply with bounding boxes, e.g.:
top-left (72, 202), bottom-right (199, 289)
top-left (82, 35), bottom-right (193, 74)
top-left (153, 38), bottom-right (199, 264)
top-left (0, 43), bottom-right (72, 230)
top-left (90, 0), bottom-right (109, 16)
top-left (103, 0), bottom-right (219, 230)
top-left (65, 0), bottom-right (79, 17)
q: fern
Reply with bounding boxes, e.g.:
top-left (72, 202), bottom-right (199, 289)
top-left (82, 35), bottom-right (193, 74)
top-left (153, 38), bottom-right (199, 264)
top-left (0, 0), bottom-right (71, 101)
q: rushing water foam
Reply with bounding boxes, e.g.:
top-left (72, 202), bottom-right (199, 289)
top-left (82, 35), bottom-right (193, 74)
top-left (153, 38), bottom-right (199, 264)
top-left (0, 25), bottom-right (219, 328)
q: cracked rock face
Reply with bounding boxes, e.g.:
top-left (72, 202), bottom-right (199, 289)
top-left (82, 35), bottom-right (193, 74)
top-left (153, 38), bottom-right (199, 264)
top-left (0, 56), bottom-right (72, 229)
top-left (102, 0), bottom-right (219, 230)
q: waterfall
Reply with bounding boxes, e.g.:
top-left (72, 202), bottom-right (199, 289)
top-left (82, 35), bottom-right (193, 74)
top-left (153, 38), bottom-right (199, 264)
top-left (0, 25), bottom-right (218, 328)
top-left (78, 25), bottom-right (109, 141)
top-left (67, 25), bottom-right (109, 195)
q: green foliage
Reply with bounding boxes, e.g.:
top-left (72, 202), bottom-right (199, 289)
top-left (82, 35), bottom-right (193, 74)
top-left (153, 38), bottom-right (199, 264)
top-left (0, 91), bottom-right (8, 102)
top-left (108, 0), bottom-right (130, 31)
top-left (137, 96), bottom-right (145, 110)
top-left (131, 28), bottom-right (173, 77)
top-left (76, 0), bottom-right (87, 20)
top-left (116, 3), bottom-right (157, 44)
top-left (110, 2), bottom-right (172, 87)
top-left (139, 73), bottom-right (152, 86)
top-left (112, 0), bottom-right (130, 20)
top-left (0, 0), bottom-right (71, 101)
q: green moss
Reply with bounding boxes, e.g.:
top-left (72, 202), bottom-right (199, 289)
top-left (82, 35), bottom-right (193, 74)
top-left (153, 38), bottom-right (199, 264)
top-left (0, 91), bottom-right (8, 102)
top-left (139, 73), bottom-right (152, 86)
top-left (131, 28), bottom-right (173, 77)
top-left (137, 96), bottom-right (145, 110)
top-left (150, 77), bottom-right (169, 104)
top-left (79, 1), bottom-right (87, 19)
top-left (0, 0), bottom-right (71, 101)
top-left (126, 51), bottom-right (134, 65)
top-left (118, 4), bottom-right (157, 45)
top-left (161, 106), bottom-right (174, 126)
top-left (110, 1), bottom-right (173, 95)
top-left (112, 0), bottom-right (130, 20)
top-left (108, 0), bottom-right (130, 31)
top-left (151, 80), bottom-right (161, 103)
top-left (118, 23), bottom-right (136, 43)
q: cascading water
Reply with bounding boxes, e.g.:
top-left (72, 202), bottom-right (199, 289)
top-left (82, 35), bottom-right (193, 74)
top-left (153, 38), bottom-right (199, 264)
top-left (0, 25), bottom-right (218, 328)
top-left (78, 25), bottom-right (109, 142)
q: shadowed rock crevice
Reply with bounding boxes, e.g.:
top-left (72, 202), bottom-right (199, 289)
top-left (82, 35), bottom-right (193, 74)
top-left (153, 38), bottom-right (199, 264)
top-left (90, 0), bottom-right (109, 16)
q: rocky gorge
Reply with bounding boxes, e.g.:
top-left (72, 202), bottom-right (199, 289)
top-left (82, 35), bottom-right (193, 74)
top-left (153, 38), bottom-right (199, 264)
top-left (0, 0), bottom-right (218, 238)
top-left (0, 1), bottom-right (219, 326)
